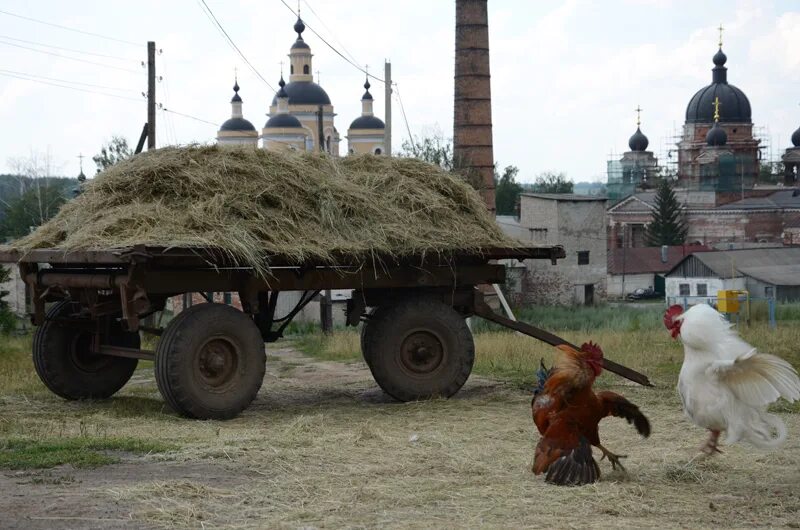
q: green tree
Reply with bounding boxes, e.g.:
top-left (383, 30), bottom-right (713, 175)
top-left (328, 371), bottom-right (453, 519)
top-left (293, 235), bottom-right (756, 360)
top-left (645, 178), bottom-right (688, 246)
top-left (400, 134), bottom-right (457, 171)
top-left (530, 172), bottom-right (573, 194)
top-left (0, 186), bottom-right (66, 239)
top-left (93, 136), bottom-right (132, 171)
top-left (495, 165), bottom-right (522, 215)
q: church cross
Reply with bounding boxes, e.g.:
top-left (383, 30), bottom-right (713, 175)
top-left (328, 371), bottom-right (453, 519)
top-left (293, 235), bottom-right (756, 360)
top-left (718, 23), bottom-right (724, 48)
top-left (712, 96), bottom-right (721, 122)
top-left (316, 70), bottom-right (320, 83)
top-left (635, 105), bottom-right (642, 127)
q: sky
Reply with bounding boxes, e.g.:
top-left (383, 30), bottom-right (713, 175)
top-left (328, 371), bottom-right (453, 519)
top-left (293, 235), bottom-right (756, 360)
top-left (0, 0), bottom-right (798, 183)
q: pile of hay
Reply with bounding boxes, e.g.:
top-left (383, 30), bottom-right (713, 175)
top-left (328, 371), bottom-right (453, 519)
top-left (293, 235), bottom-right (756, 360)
top-left (14, 146), bottom-right (516, 274)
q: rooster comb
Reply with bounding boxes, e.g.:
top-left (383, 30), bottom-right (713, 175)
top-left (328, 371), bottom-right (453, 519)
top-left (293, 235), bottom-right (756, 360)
top-left (580, 341), bottom-right (604, 357)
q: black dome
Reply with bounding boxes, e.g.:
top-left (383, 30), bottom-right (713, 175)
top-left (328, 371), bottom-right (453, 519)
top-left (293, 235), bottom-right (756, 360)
top-left (792, 126), bottom-right (800, 147)
top-left (291, 40), bottom-right (310, 50)
top-left (686, 47), bottom-right (751, 124)
top-left (265, 113), bottom-right (303, 128)
top-left (220, 117), bottom-right (256, 132)
top-left (706, 121), bottom-right (728, 146)
top-left (271, 81), bottom-right (331, 106)
top-left (628, 127), bottom-right (649, 151)
top-left (349, 115), bottom-right (385, 130)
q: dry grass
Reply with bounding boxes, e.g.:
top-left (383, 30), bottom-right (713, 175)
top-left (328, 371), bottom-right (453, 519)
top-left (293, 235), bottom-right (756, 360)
top-left (8, 146), bottom-right (516, 277)
top-left (2, 329), bottom-right (799, 528)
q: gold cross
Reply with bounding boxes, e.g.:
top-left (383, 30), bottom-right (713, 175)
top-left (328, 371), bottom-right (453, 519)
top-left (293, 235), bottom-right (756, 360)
top-left (718, 23), bottom-right (724, 48)
top-left (635, 105), bottom-right (642, 127)
top-left (279, 61), bottom-right (283, 76)
top-left (712, 96), bottom-right (721, 122)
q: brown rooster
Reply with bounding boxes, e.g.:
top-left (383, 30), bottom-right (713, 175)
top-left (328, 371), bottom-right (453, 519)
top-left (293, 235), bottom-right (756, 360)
top-left (531, 342), bottom-right (651, 486)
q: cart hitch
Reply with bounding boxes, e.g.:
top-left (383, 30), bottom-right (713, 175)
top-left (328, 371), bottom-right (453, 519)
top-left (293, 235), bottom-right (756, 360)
top-left (472, 294), bottom-right (653, 387)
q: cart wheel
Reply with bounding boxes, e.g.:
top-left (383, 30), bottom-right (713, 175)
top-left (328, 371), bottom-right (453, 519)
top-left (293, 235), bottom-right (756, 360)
top-left (155, 303), bottom-right (265, 420)
top-left (32, 300), bottom-right (140, 400)
top-left (363, 296), bottom-right (474, 402)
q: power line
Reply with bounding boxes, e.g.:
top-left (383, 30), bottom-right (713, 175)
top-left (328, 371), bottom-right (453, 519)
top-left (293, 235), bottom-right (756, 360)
top-left (0, 8), bottom-right (140, 47)
top-left (0, 71), bottom-right (143, 102)
top-left (0, 34), bottom-right (139, 62)
top-left (393, 83), bottom-right (414, 144)
top-left (162, 107), bottom-right (218, 127)
top-left (277, 0), bottom-right (385, 84)
top-left (0, 68), bottom-right (140, 93)
top-left (300, 0), bottom-right (361, 67)
top-left (0, 39), bottom-right (141, 73)
top-left (197, 0), bottom-right (275, 92)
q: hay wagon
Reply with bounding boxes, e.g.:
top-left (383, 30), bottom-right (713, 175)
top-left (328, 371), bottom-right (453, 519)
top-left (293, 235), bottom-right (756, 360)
top-left (0, 244), bottom-right (577, 420)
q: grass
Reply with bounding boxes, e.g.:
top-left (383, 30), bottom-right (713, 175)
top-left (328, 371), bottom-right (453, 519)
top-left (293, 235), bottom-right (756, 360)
top-left (0, 436), bottom-right (176, 470)
top-left (295, 318), bottom-right (800, 394)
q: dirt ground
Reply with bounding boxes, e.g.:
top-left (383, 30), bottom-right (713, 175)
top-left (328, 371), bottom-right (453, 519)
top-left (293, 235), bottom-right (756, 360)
top-left (1, 344), bottom-right (799, 529)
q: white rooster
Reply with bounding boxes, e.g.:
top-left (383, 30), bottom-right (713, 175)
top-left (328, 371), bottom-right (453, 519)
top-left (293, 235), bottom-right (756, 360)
top-left (664, 303), bottom-right (800, 454)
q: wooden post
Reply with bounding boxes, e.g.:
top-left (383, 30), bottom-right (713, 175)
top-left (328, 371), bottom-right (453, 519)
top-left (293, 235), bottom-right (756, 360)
top-left (147, 41), bottom-right (156, 150)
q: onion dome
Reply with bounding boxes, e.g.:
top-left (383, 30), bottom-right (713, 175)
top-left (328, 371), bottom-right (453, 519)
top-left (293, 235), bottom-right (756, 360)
top-left (362, 78), bottom-right (373, 100)
top-left (271, 82), bottom-right (330, 106)
top-left (349, 115), bottom-right (385, 129)
top-left (265, 114), bottom-right (302, 128)
top-left (706, 121), bottom-right (728, 146)
top-left (792, 125), bottom-right (800, 148)
top-left (219, 77), bottom-right (256, 132)
top-left (291, 16), bottom-right (309, 50)
top-left (686, 46), bottom-right (751, 124)
top-left (628, 127), bottom-right (649, 152)
top-left (231, 79), bottom-right (242, 103)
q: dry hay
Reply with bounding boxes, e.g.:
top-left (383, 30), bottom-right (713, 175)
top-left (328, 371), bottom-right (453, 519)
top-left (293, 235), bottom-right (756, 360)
top-left (12, 146), bottom-right (515, 275)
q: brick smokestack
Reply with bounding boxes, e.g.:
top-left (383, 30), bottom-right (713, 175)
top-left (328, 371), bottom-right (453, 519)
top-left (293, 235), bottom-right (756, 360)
top-left (454, 0), bottom-right (495, 213)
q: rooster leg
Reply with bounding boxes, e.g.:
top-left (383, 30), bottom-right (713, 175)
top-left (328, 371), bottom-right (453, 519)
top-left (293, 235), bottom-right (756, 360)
top-left (700, 429), bottom-right (723, 456)
top-left (596, 443), bottom-right (627, 472)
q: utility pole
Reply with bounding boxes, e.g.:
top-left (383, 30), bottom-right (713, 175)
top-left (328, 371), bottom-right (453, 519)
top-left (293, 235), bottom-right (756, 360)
top-left (384, 60), bottom-right (392, 156)
top-left (147, 41), bottom-right (156, 150)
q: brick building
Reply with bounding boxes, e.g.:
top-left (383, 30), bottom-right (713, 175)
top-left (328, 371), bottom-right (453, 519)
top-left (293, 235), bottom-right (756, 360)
top-left (607, 188), bottom-right (800, 250)
top-left (505, 193), bottom-right (607, 306)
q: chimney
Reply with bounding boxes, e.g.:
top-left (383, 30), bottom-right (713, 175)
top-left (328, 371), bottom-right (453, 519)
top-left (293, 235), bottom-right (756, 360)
top-left (454, 0), bottom-right (495, 213)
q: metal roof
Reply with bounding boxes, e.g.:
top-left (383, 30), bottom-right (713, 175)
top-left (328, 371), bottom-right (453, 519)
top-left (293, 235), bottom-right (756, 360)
top-left (666, 247), bottom-right (800, 285)
top-left (521, 193), bottom-right (607, 202)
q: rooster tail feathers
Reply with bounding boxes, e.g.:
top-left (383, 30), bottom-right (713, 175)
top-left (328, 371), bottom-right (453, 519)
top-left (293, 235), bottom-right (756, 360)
top-left (533, 359), bottom-right (552, 397)
top-left (598, 391), bottom-right (652, 438)
top-left (727, 409), bottom-right (788, 449)
top-left (544, 437), bottom-right (601, 487)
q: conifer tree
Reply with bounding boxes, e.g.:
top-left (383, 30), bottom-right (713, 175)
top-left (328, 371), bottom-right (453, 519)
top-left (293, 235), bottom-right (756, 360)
top-left (645, 178), bottom-right (687, 246)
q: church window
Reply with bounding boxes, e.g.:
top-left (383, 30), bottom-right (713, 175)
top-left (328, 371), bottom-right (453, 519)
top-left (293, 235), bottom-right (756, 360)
top-left (374, 148), bottom-right (382, 155)
top-left (303, 65), bottom-right (309, 74)
top-left (291, 64), bottom-right (294, 74)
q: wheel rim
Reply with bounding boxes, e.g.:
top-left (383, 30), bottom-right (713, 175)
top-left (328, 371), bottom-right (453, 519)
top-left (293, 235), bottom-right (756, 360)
top-left (195, 337), bottom-right (240, 391)
top-left (399, 330), bottom-right (445, 375)
top-left (69, 331), bottom-right (112, 373)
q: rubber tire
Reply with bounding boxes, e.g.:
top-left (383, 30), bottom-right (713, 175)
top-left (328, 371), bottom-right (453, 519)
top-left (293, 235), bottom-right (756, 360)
top-left (32, 300), bottom-right (140, 400)
top-left (155, 303), bottom-right (266, 420)
top-left (360, 306), bottom-right (386, 370)
top-left (364, 297), bottom-right (474, 402)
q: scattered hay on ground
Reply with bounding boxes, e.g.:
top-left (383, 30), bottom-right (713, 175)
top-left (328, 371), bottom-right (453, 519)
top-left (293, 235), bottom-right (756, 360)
top-left (11, 146), bottom-right (516, 276)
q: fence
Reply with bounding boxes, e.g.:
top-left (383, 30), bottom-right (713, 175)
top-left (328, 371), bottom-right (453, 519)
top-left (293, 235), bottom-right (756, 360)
top-left (665, 294), bottom-right (777, 329)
